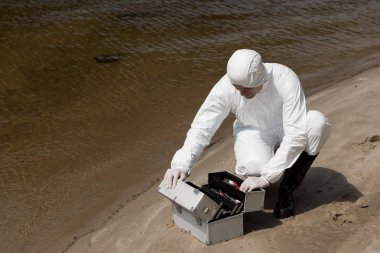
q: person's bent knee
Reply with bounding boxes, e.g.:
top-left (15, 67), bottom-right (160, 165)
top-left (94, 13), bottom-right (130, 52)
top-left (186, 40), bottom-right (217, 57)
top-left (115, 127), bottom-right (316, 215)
top-left (235, 159), bottom-right (262, 177)
top-left (307, 110), bottom-right (328, 134)
top-left (305, 110), bottom-right (331, 155)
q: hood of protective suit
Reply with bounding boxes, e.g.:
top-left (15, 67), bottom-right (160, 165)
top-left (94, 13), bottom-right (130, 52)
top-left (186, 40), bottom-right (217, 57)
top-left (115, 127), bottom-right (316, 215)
top-left (227, 49), bottom-right (270, 88)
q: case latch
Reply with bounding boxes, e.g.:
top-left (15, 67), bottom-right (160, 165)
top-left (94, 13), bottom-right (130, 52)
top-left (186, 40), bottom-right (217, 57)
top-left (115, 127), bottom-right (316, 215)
top-left (195, 217), bottom-right (202, 226)
top-left (174, 203), bottom-right (182, 214)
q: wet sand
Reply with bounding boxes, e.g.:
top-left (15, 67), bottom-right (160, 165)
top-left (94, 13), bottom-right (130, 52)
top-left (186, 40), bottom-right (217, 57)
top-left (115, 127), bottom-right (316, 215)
top-left (46, 65), bottom-right (380, 252)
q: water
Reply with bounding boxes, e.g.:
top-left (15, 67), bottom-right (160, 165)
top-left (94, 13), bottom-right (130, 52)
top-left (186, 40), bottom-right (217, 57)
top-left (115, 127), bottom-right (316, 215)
top-left (1, 0), bottom-right (380, 252)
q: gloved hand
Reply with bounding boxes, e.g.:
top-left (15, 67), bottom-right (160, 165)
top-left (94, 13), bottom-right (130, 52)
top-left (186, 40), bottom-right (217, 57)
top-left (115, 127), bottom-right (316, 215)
top-left (164, 168), bottom-right (187, 189)
top-left (240, 176), bottom-right (269, 193)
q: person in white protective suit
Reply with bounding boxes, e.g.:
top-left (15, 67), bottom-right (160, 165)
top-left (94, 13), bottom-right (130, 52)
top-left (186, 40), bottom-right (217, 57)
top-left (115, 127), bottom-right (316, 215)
top-left (164, 49), bottom-right (330, 218)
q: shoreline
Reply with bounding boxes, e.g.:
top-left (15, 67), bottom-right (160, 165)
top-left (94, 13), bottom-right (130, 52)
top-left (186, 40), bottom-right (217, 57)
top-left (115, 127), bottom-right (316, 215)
top-left (300, 51), bottom-right (380, 97)
top-left (47, 63), bottom-right (380, 253)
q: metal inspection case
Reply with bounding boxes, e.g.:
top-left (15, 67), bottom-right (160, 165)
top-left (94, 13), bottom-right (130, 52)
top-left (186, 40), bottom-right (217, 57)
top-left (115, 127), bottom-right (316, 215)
top-left (158, 171), bottom-right (265, 245)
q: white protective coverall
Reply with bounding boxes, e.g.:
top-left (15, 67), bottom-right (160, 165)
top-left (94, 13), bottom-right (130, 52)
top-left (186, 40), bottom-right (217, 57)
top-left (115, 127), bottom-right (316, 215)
top-left (170, 49), bottom-right (330, 184)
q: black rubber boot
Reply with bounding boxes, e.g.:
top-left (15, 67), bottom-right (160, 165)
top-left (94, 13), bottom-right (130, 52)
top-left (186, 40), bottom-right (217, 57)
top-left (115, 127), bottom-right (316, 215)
top-left (273, 152), bottom-right (317, 219)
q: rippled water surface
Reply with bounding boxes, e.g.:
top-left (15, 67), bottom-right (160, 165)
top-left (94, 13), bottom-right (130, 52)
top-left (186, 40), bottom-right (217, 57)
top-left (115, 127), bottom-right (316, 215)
top-left (1, 0), bottom-right (380, 252)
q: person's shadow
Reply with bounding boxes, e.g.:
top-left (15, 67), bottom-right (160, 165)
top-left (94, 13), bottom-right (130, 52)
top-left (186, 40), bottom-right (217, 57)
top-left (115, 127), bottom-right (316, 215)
top-left (244, 167), bottom-right (362, 233)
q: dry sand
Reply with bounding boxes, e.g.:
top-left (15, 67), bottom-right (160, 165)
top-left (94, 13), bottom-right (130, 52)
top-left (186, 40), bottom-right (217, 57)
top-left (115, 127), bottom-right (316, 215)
top-left (57, 65), bottom-right (380, 253)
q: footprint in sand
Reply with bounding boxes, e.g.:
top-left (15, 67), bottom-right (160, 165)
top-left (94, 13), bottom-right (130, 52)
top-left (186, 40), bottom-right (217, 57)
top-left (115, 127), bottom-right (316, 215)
top-left (352, 135), bottom-right (380, 153)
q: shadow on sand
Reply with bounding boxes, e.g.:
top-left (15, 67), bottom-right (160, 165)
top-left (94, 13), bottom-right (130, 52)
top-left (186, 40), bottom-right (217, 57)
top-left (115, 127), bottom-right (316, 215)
top-left (244, 166), bottom-right (362, 233)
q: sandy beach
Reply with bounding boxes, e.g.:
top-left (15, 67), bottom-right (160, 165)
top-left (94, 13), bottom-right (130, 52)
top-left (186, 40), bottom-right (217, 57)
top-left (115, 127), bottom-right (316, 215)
top-left (34, 64), bottom-right (380, 253)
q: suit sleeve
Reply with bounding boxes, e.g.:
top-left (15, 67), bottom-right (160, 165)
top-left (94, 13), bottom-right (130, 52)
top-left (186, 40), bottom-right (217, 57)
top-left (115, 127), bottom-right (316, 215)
top-left (171, 77), bottom-right (231, 174)
top-left (261, 70), bottom-right (308, 183)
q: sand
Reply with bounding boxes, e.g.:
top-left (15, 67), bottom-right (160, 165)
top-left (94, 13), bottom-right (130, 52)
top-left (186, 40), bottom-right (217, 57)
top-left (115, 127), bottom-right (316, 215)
top-left (54, 65), bottom-right (380, 253)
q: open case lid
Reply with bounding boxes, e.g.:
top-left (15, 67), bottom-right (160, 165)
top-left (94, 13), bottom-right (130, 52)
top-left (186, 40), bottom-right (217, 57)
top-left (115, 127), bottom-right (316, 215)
top-left (158, 180), bottom-right (221, 222)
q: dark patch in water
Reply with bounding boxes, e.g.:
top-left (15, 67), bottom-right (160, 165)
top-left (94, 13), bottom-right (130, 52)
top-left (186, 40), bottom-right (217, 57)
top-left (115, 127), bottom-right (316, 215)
top-left (94, 53), bottom-right (125, 63)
